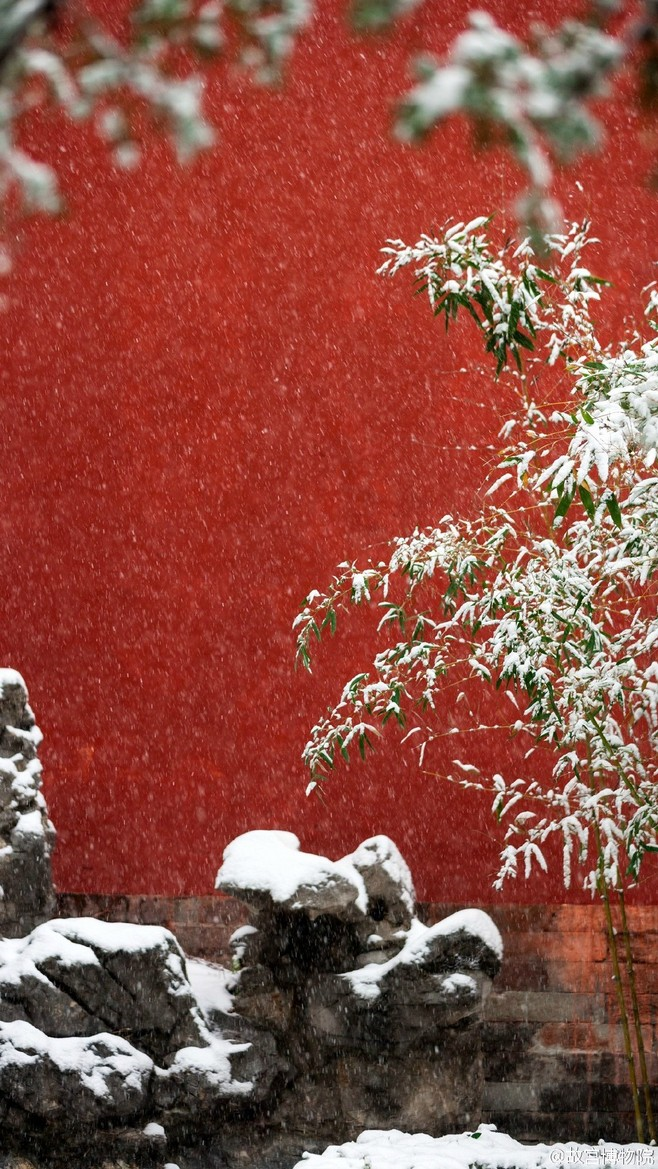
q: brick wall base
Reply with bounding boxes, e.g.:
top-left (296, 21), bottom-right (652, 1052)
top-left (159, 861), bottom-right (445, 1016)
top-left (56, 894), bottom-right (658, 1145)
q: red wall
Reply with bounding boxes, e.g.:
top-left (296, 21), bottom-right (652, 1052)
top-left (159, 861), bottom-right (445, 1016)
top-left (2, 0), bottom-right (657, 902)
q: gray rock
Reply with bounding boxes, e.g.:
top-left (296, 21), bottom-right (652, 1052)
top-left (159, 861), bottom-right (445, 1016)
top-left (219, 830), bottom-right (502, 1146)
top-left (334, 1031), bottom-right (482, 1135)
top-left (231, 964), bottom-right (294, 1034)
top-left (412, 919), bottom-right (502, 980)
top-left (0, 671), bottom-right (55, 938)
top-left (0, 918), bottom-right (261, 1154)
top-left (0, 829), bottom-right (503, 1167)
top-left (0, 919), bottom-right (207, 1060)
top-left (215, 831), bottom-right (365, 924)
top-left (344, 835), bottom-right (415, 931)
top-left (0, 1024), bottom-right (153, 1124)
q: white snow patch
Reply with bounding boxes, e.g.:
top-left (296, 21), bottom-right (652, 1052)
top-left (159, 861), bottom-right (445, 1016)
top-left (442, 972), bottom-right (477, 994)
top-left (46, 917), bottom-right (182, 955)
top-left (229, 923), bottom-right (258, 964)
top-left (161, 1035), bottom-right (253, 1095)
top-left (12, 810), bottom-right (44, 838)
top-left (0, 922), bottom-right (101, 991)
top-left (421, 909), bottom-right (503, 960)
top-left (188, 959), bottom-right (237, 1015)
top-left (295, 1127), bottom-right (658, 1169)
top-left (143, 1121), bottom-right (165, 1137)
top-left (0, 1020), bottom-right (153, 1099)
top-left (0, 669), bottom-right (27, 694)
top-left (216, 830), bottom-right (368, 913)
top-left (344, 835), bottom-right (415, 913)
top-left (230, 924), bottom-right (258, 943)
top-left (342, 911), bottom-right (501, 1002)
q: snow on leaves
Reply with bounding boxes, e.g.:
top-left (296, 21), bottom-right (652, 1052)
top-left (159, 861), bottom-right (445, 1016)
top-left (396, 10), bottom-right (622, 244)
top-left (0, 0), bottom-right (309, 242)
top-left (296, 214), bottom-right (658, 898)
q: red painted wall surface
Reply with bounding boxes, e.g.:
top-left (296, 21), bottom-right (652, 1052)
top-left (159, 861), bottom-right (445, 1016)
top-left (2, 0), bottom-right (657, 902)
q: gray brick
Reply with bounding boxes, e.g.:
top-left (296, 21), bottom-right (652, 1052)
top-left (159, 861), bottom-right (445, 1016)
top-left (485, 990), bottom-right (605, 1024)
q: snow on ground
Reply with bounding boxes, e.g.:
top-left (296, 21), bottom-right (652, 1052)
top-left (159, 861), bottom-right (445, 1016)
top-left (296, 1127), bottom-right (658, 1169)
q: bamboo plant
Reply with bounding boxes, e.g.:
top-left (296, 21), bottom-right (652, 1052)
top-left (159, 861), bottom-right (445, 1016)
top-left (295, 216), bottom-right (658, 1140)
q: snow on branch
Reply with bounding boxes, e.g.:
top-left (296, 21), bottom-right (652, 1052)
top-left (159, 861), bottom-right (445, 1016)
top-left (297, 212), bottom-right (658, 898)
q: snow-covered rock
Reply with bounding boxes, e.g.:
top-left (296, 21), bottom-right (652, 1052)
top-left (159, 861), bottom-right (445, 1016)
top-left (0, 918), bottom-right (207, 1056)
top-left (216, 830), bottom-right (368, 919)
top-left (0, 917), bottom-right (257, 1152)
top-left (0, 670), bottom-right (55, 937)
top-left (222, 829), bottom-right (502, 1139)
top-left (0, 1021), bottom-right (154, 1123)
top-left (346, 834), bottom-right (415, 931)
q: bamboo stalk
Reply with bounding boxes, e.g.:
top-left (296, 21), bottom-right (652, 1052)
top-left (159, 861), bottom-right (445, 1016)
top-left (591, 814), bottom-right (645, 1143)
top-left (600, 879), bottom-right (644, 1141)
top-left (618, 888), bottom-right (656, 1142)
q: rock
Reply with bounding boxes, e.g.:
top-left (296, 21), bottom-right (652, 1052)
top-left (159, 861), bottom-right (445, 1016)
top-left (218, 829), bottom-right (503, 1147)
top-left (216, 1014), bottom-right (287, 1103)
top-left (215, 831), bottom-right (366, 922)
top-left (152, 1036), bottom-right (253, 1116)
top-left (334, 1033), bottom-right (482, 1135)
top-left (0, 918), bottom-right (259, 1154)
top-left (406, 909), bottom-right (503, 979)
top-left (343, 835), bottom-right (414, 931)
top-left (0, 829), bottom-right (503, 1166)
top-left (304, 966), bottom-right (488, 1054)
top-left (0, 1022), bottom-right (153, 1124)
top-left (231, 964), bottom-right (295, 1034)
top-left (0, 671), bottom-right (56, 937)
top-left (229, 924), bottom-right (260, 968)
top-left (0, 919), bottom-right (207, 1060)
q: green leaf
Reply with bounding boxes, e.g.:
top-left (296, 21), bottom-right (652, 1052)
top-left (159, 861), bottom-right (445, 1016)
top-left (513, 330), bottom-right (534, 351)
top-left (605, 492), bottom-right (622, 528)
top-left (321, 608), bottom-right (337, 635)
top-left (296, 644), bottom-right (311, 672)
top-left (555, 487), bottom-right (575, 521)
top-left (508, 299), bottom-right (521, 337)
top-left (578, 483), bottom-right (595, 519)
top-left (459, 294), bottom-right (484, 329)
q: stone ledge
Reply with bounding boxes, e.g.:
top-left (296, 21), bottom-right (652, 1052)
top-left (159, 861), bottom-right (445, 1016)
top-left (485, 990), bottom-right (606, 1024)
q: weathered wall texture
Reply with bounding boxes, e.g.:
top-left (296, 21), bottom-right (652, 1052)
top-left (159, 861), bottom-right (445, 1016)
top-left (57, 893), bottom-right (658, 1143)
